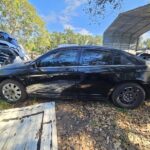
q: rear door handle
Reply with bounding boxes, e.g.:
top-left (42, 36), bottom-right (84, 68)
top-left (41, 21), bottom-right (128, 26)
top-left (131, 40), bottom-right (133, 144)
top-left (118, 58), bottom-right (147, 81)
top-left (65, 67), bottom-right (77, 72)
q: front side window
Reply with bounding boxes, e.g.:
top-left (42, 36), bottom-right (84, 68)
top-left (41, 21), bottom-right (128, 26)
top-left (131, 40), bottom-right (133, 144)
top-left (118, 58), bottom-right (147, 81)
top-left (81, 49), bottom-right (112, 66)
top-left (39, 49), bottom-right (79, 67)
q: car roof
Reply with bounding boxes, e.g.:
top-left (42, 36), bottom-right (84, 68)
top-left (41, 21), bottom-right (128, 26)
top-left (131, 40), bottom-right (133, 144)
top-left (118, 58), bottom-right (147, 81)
top-left (56, 45), bottom-right (122, 52)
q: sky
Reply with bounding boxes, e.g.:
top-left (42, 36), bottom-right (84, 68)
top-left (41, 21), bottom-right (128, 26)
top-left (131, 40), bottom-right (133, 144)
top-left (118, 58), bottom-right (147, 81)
top-left (29, 0), bottom-right (150, 37)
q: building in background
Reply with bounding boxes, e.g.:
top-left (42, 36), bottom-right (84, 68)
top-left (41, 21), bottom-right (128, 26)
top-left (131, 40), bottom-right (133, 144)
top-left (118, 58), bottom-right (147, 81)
top-left (103, 4), bottom-right (150, 53)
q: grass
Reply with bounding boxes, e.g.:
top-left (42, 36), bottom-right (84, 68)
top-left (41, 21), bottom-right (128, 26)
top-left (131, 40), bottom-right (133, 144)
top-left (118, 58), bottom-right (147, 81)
top-left (115, 107), bottom-right (128, 113)
top-left (0, 100), bottom-right (13, 110)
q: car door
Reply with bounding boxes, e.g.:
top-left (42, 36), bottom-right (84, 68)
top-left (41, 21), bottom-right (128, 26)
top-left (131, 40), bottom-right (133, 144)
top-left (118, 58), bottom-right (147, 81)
top-left (76, 48), bottom-right (115, 100)
top-left (27, 48), bottom-right (80, 98)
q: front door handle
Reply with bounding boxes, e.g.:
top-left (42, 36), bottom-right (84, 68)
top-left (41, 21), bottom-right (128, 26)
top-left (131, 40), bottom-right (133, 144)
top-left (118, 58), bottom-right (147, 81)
top-left (65, 68), bottom-right (70, 71)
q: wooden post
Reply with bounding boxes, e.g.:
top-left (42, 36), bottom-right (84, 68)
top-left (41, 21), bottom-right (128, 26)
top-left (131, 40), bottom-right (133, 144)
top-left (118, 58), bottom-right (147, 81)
top-left (135, 37), bottom-right (139, 51)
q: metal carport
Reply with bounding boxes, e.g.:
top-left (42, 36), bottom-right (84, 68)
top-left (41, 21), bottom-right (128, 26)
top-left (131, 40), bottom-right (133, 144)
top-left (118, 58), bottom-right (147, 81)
top-left (103, 4), bottom-right (150, 50)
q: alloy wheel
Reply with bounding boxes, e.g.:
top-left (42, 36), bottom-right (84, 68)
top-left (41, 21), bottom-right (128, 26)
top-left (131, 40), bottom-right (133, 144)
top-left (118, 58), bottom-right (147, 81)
top-left (117, 86), bottom-right (140, 104)
top-left (2, 83), bottom-right (22, 102)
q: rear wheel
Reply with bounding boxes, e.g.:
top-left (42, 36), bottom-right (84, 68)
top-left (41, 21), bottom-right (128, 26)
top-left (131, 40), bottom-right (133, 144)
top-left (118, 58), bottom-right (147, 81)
top-left (112, 83), bottom-right (145, 109)
top-left (0, 79), bottom-right (27, 103)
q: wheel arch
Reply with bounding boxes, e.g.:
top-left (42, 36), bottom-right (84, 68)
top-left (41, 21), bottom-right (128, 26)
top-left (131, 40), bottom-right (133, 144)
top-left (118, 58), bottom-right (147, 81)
top-left (109, 80), bottom-right (149, 100)
top-left (0, 77), bottom-right (27, 87)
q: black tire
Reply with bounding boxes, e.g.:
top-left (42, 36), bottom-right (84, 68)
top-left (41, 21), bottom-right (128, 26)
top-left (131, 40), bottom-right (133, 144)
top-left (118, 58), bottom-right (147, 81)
top-left (0, 79), bottom-right (27, 103)
top-left (112, 83), bottom-right (145, 109)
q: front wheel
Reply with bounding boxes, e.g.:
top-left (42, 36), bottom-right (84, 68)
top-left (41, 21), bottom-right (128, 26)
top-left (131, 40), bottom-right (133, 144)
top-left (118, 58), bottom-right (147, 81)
top-left (0, 79), bottom-right (27, 103)
top-left (112, 83), bottom-right (145, 109)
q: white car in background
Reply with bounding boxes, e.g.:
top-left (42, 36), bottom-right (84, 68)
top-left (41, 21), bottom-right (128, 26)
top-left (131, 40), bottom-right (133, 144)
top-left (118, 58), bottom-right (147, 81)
top-left (137, 53), bottom-right (150, 61)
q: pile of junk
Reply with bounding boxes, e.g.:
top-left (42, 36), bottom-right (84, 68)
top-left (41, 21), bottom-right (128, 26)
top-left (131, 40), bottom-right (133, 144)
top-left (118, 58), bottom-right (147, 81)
top-left (0, 31), bottom-right (30, 67)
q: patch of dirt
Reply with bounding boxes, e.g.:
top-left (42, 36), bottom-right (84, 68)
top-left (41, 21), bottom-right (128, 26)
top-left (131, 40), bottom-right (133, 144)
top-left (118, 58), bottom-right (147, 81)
top-left (56, 100), bottom-right (150, 150)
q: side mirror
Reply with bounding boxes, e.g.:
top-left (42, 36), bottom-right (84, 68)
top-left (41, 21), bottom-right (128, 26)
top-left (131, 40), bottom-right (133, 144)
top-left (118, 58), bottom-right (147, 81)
top-left (30, 60), bottom-right (40, 68)
top-left (31, 62), bottom-right (37, 68)
top-left (35, 60), bottom-right (41, 68)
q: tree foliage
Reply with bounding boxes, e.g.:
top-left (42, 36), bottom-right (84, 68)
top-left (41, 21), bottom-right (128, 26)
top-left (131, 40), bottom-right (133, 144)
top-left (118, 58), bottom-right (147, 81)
top-left (143, 39), bottom-right (150, 49)
top-left (87, 0), bottom-right (122, 18)
top-left (50, 29), bottom-right (102, 49)
top-left (0, 0), bottom-right (50, 53)
top-left (0, 0), bottom-right (103, 55)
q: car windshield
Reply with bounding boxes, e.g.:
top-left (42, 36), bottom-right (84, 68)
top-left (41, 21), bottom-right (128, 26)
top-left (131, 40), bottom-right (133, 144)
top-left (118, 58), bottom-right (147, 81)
top-left (34, 48), bottom-right (56, 61)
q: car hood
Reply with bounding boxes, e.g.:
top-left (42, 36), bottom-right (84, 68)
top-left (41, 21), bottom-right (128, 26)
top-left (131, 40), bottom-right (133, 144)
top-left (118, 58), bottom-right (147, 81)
top-left (0, 61), bottom-right (31, 70)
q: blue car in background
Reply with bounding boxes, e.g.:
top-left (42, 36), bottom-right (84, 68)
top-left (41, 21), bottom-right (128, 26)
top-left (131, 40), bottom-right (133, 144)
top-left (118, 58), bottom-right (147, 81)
top-left (0, 31), bottom-right (30, 67)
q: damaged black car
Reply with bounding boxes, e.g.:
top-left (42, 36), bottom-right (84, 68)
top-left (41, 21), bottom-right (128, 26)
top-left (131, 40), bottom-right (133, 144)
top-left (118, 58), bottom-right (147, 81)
top-left (0, 46), bottom-right (150, 109)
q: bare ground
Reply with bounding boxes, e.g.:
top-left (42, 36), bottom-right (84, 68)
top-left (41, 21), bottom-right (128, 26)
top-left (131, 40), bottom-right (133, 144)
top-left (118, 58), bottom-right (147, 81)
top-left (0, 98), bottom-right (150, 150)
top-left (56, 100), bottom-right (150, 150)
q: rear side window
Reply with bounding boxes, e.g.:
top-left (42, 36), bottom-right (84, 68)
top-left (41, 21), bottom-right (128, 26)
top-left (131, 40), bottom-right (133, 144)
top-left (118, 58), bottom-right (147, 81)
top-left (81, 49), bottom-right (112, 66)
top-left (113, 53), bottom-right (133, 65)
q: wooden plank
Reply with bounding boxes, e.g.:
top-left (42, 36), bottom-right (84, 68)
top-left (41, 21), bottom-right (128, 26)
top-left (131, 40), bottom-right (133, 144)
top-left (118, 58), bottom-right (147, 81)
top-left (40, 123), bottom-right (52, 150)
top-left (41, 102), bottom-right (56, 150)
top-left (0, 102), bottom-right (53, 114)
top-left (21, 113), bottom-right (43, 150)
top-left (0, 103), bottom-right (49, 121)
top-left (9, 106), bottom-right (43, 150)
top-left (0, 119), bottom-right (27, 150)
top-left (51, 103), bottom-right (58, 150)
top-left (43, 102), bottom-right (55, 123)
top-left (0, 109), bottom-right (43, 122)
top-left (0, 102), bottom-right (58, 150)
top-left (0, 103), bottom-right (42, 113)
top-left (10, 114), bottom-right (43, 150)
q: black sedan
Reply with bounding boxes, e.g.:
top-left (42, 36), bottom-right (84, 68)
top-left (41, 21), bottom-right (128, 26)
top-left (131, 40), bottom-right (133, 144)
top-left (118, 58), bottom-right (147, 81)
top-left (0, 46), bottom-right (149, 109)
